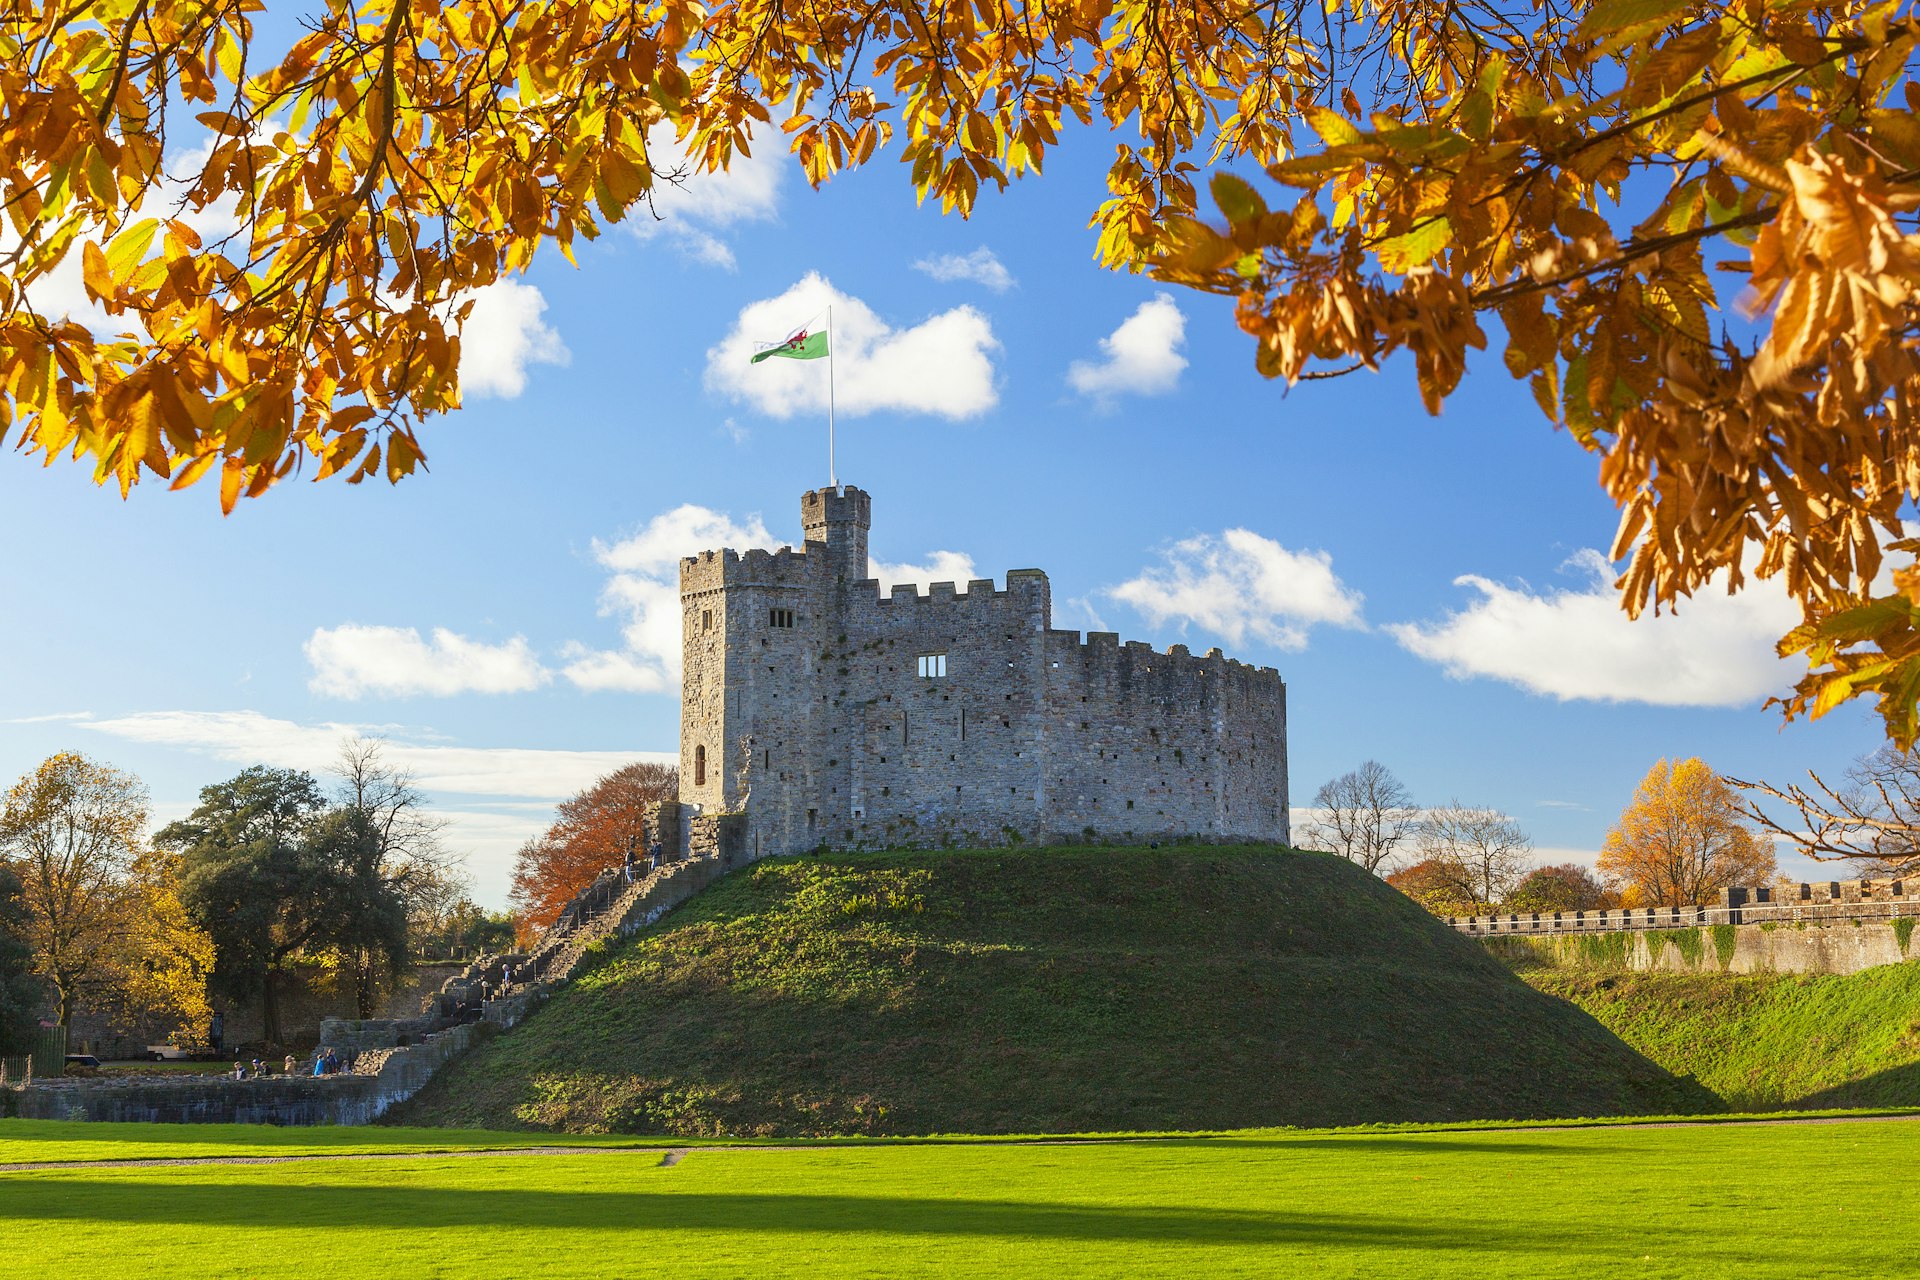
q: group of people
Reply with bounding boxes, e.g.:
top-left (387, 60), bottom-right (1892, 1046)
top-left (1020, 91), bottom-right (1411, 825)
top-left (480, 962), bottom-right (519, 1003)
top-left (226, 1049), bottom-right (349, 1079)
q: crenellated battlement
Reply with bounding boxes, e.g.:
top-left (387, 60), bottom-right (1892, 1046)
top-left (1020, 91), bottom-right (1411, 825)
top-left (1042, 628), bottom-right (1283, 681)
top-left (850, 571), bottom-right (1047, 608)
top-left (1449, 879), bottom-right (1919, 936)
top-left (680, 543), bottom-right (819, 594)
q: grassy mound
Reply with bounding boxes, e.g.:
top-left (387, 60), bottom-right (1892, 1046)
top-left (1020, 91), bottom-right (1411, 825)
top-left (396, 846), bottom-right (1712, 1136)
top-left (1531, 964), bottom-right (1920, 1110)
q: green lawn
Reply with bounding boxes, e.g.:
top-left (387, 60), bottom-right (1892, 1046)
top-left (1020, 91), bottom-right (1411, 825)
top-left (0, 1119), bottom-right (673, 1165)
top-left (1, 1118), bottom-right (1913, 1277)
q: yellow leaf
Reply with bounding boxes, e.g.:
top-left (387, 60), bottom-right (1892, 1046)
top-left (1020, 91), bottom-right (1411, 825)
top-left (82, 241), bottom-right (114, 300)
top-left (1376, 218), bottom-right (1451, 273)
top-left (1304, 107), bottom-right (1363, 148)
top-left (106, 219), bottom-right (159, 286)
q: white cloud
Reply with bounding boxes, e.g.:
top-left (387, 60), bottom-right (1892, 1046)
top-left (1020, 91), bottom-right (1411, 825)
top-left (562, 504), bottom-right (775, 693)
top-left (304, 625), bottom-right (552, 699)
top-left (1108, 529), bottom-right (1365, 650)
top-left (912, 248), bottom-right (1015, 292)
top-left (77, 710), bottom-right (668, 798)
top-left (706, 272), bottom-right (999, 420)
top-left (1388, 550), bottom-right (1801, 708)
top-left (1068, 294), bottom-right (1188, 401)
top-left (457, 280), bottom-right (569, 399)
top-left (434, 809), bottom-right (556, 906)
top-left (870, 551), bottom-right (980, 589)
top-left (628, 122), bottom-right (785, 268)
top-left (1059, 595), bottom-right (1111, 633)
top-left (15, 244), bottom-right (123, 335)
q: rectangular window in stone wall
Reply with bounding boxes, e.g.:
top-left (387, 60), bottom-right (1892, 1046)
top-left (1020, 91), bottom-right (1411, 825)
top-left (917, 653), bottom-right (947, 678)
top-left (770, 608), bottom-right (795, 628)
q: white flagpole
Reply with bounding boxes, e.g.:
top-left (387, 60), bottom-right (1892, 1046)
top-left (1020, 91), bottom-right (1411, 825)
top-left (827, 305), bottom-right (838, 488)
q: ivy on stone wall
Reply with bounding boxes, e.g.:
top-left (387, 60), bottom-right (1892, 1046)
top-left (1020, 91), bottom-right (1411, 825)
top-left (1710, 925), bottom-right (1738, 972)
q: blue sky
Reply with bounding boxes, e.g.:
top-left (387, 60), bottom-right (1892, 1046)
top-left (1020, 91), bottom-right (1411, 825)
top-left (0, 120), bottom-right (1879, 907)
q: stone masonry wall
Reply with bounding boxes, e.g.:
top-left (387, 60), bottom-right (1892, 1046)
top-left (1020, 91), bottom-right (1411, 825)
top-left (12, 1024), bottom-right (483, 1125)
top-left (1038, 630), bottom-right (1288, 845)
top-left (1487, 918), bottom-right (1917, 977)
top-left (679, 485), bottom-right (1290, 859)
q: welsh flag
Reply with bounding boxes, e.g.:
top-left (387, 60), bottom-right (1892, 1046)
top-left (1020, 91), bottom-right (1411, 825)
top-left (750, 329), bottom-right (828, 363)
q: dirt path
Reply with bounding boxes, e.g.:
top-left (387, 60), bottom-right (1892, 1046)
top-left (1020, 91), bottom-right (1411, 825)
top-left (2, 1112), bottom-right (1915, 1174)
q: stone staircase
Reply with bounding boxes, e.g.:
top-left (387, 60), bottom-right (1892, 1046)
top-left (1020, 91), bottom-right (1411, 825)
top-left (476, 854), bottom-right (732, 1027)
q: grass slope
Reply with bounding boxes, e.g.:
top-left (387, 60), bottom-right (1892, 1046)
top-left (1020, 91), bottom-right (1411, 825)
top-left (397, 846), bottom-right (1710, 1135)
top-left (1532, 964), bottom-right (1920, 1110)
top-left (5, 1119), bottom-right (1918, 1278)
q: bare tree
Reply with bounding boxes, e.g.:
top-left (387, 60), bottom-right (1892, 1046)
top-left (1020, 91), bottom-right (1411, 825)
top-left (1305, 761), bottom-right (1418, 874)
top-left (332, 739), bottom-right (462, 1015)
top-left (1734, 747), bottom-right (1920, 878)
top-left (334, 738), bottom-right (459, 901)
top-left (1415, 802), bottom-right (1534, 910)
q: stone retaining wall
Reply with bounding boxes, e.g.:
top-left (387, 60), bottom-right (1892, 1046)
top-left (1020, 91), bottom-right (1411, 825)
top-left (8, 1024), bottom-right (488, 1125)
top-left (318, 1016), bottom-right (438, 1053)
top-left (1485, 917), bottom-right (1918, 976)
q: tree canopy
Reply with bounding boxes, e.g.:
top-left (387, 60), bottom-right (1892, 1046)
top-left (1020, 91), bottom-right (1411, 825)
top-left (1507, 862), bottom-right (1615, 914)
top-left (0, 863), bottom-right (42, 1053)
top-left (0, 751), bottom-right (211, 1034)
top-left (3, 1), bottom-right (1918, 733)
top-left (509, 761), bottom-right (676, 938)
top-left (1599, 756), bottom-right (1775, 906)
top-left (158, 763), bottom-right (419, 1041)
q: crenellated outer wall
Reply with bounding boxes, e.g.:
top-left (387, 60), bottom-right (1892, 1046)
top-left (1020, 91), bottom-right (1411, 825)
top-left (678, 486), bottom-right (1289, 858)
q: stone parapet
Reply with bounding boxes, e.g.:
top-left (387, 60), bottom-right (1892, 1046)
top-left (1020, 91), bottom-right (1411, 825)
top-left (1449, 880), bottom-right (1917, 936)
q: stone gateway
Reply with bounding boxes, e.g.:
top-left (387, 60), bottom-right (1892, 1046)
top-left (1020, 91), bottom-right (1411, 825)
top-left (670, 485), bottom-right (1289, 859)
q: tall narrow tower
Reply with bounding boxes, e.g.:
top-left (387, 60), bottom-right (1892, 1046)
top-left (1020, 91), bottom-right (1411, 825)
top-left (800, 485), bottom-right (870, 584)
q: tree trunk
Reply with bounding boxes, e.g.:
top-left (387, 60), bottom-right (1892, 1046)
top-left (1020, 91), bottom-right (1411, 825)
top-left (261, 969), bottom-right (282, 1048)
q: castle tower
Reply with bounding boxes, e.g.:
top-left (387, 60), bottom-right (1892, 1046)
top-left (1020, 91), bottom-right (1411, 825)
top-left (801, 485), bottom-right (869, 583)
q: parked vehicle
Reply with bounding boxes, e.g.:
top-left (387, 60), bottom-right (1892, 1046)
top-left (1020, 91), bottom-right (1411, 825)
top-left (64, 1054), bottom-right (101, 1068)
top-left (145, 1044), bottom-right (192, 1061)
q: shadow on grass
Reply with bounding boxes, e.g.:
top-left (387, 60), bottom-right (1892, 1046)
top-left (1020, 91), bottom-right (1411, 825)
top-left (0, 1120), bottom-right (563, 1151)
top-left (1794, 1060), bottom-right (1920, 1110)
top-left (0, 1178), bottom-right (1561, 1252)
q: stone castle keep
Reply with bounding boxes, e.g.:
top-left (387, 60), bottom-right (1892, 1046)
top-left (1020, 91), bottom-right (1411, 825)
top-left (668, 484), bottom-right (1289, 857)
